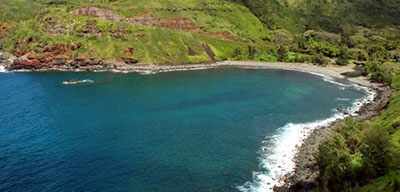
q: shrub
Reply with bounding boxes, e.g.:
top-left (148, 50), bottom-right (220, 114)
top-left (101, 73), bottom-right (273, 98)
top-left (392, 117), bottom-right (400, 129)
top-left (317, 134), bottom-right (352, 192)
top-left (336, 46), bottom-right (349, 66)
top-left (361, 127), bottom-right (393, 178)
top-left (315, 31), bottom-right (341, 44)
top-left (277, 45), bottom-right (287, 62)
top-left (336, 57), bottom-right (349, 66)
top-left (362, 60), bottom-right (393, 84)
top-left (272, 29), bottom-right (294, 44)
top-left (348, 48), bottom-right (368, 61)
top-left (349, 35), bottom-right (368, 48)
top-left (295, 54), bottom-right (312, 63)
top-left (285, 52), bottom-right (297, 63)
top-left (312, 52), bottom-right (329, 66)
top-left (253, 52), bottom-right (277, 62)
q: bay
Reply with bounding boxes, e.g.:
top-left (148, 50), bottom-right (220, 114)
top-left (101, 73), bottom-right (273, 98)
top-left (0, 67), bottom-right (367, 191)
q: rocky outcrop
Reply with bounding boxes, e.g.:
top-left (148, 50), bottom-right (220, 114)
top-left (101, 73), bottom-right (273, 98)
top-left (68, 6), bottom-right (242, 40)
top-left (154, 6), bottom-right (219, 12)
top-left (109, 26), bottom-right (132, 38)
top-left (43, 15), bottom-right (73, 36)
top-left (125, 14), bottom-right (198, 31)
top-left (122, 57), bottom-right (139, 65)
top-left (0, 52), bottom-right (12, 70)
top-left (355, 85), bottom-right (394, 121)
top-left (0, 23), bottom-right (12, 40)
top-left (76, 19), bottom-right (103, 38)
top-left (10, 55), bottom-right (117, 71)
top-left (205, 30), bottom-right (241, 41)
top-left (69, 7), bottom-right (198, 32)
top-left (8, 42), bottom-right (123, 71)
top-left (0, 23), bottom-right (11, 30)
top-left (9, 37), bottom-right (141, 71)
top-left (69, 6), bottom-right (122, 21)
top-left (12, 59), bottom-right (41, 70)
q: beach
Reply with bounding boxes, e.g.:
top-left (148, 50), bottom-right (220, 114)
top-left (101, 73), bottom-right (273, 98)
top-left (111, 60), bottom-right (379, 88)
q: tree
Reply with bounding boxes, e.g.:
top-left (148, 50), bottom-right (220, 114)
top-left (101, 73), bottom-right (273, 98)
top-left (362, 60), bottom-right (393, 84)
top-left (312, 52), bottom-right (329, 66)
top-left (277, 45), bottom-right (287, 62)
top-left (361, 126), bottom-right (392, 178)
top-left (317, 134), bottom-right (352, 192)
top-left (336, 46), bottom-right (349, 66)
top-left (247, 45), bottom-right (257, 59)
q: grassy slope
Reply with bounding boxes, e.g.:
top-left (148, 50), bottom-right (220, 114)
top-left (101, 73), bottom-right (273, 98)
top-left (360, 80), bottom-right (400, 191)
top-left (230, 0), bottom-right (400, 33)
top-left (0, 0), bottom-right (270, 64)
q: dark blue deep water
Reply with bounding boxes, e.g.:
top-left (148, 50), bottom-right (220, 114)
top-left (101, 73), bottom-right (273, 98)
top-left (0, 68), bottom-right (366, 191)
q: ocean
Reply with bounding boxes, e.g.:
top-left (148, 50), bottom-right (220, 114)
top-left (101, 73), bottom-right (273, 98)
top-left (0, 67), bottom-right (369, 191)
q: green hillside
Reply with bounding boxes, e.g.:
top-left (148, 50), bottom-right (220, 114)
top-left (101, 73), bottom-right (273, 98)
top-left (230, 0), bottom-right (400, 32)
top-left (0, 0), bottom-right (270, 64)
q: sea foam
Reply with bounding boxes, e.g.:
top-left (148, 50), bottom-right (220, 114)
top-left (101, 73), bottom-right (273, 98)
top-left (237, 78), bottom-right (375, 192)
top-left (237, 115), bottom-right (342, 192)
top-left (0, 66), bottom-right (6, 73)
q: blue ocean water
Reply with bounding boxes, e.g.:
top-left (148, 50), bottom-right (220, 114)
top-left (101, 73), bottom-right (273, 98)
top-left (0, 68), bottom-right (367, 191)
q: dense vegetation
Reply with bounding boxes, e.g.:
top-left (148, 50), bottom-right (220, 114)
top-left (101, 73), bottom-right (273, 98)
top-left (315, 79), bottom-right (400, 192)
top-left (1, 0), bottom-right (400, 191)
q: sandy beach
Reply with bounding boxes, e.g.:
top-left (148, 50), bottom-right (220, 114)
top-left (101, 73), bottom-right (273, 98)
top-left (113, 60), bottom-right (378, 88)
top-left (218, 61), bottom-right (377, 88)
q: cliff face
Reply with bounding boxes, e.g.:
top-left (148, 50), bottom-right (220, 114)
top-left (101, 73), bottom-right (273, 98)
top-left (70, 7), bottom-right (199, 32)
top-left (69, 7), bottom-right (122, 21)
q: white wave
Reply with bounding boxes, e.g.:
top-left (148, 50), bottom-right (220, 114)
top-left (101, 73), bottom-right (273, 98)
top-left (346, 87), bottom-right (375, 115)
top-left (237, 83), bottom-right (376, 192)
top-left (237, 114), bottom-right (342, 192)
top-left (62, 79), bottom-right (94, 85)
top-left (0, 65), bottom-right (6, 73)
top-left (321, 75), bottom-right (350, 87)
top-left (336, 97), bottom-right (350, 101)
top-left (304, 71), bottom-right (350, 88)
top-left (139, 70), bottom-right (158, 75)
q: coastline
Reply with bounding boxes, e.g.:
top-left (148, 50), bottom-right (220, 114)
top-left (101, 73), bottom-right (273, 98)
top-left (0, 51), bottom-right (383, 89)
top-left (1, 55), bottom-right (392, 191)
top-left (274, 85), bottom-right (393, 192)
top-left (0, 57), bottom-right (380, 88)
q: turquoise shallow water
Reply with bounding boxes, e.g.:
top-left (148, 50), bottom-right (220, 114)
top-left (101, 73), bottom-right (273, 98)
top-left (0, 68), bottom-right (366, 191)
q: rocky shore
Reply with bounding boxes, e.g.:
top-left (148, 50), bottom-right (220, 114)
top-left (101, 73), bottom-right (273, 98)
top-left (275, 82), bottom-right (393, 192)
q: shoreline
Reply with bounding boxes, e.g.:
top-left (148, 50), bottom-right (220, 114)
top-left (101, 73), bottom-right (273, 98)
top-left (274, 85), bottom-right (393, 192)
top-left (0, 58), bottom-right (379, 88)
top-left (1, 56), bottom-right (392, 191)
